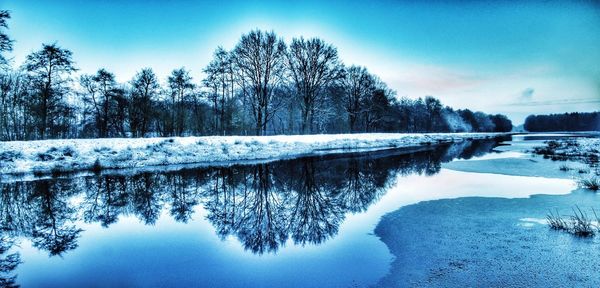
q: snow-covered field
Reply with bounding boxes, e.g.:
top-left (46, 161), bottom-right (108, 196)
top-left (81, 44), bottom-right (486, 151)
top-left (0, 133), bottom-right (506, 176)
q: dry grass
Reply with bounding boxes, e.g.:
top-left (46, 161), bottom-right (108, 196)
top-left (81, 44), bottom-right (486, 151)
top-left (547, 206), bottom-right (598, 237)
top-left (578, 177), bottom-right (600, 191)
top-left (559, 164), bottom-right (572, 171)
top-left (570, 206), bottom-right (595, 237)
top-left (546, 209), bottom-right (568, 231)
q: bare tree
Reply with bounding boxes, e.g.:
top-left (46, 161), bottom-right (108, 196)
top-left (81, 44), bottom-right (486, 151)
top-left (203, 47), bottom-right (232, 134)
top-left (0, 72), bottom-right (34, 140)
top-left (23, 43), bottom-right (77, 139)
top-left (286, 37), bottom-right (342, 134)
top-left (232, 30), bottom-right (286, 135)
top-left (340, 65), bottom-right (374, 133)
top-left (129, 68), bottom-right (160, 137)
top-left (167, 67), bottom-right (194, 136)
top-left (79, 69), bottom-right (127, 137)
top-left (361, 77), bottom-right (395, 132)
top-left (0, 10), bottom-right (13, 66)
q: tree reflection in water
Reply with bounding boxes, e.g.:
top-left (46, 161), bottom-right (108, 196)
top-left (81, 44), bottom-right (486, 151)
top-left (0, 140), bottom-right (499, 271)
top-left (0, 235), bottom-right (21, 288)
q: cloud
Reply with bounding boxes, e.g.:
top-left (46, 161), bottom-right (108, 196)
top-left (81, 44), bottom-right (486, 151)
top-left (505, 98), bottom-right (600, 107)
top-left (519, 88), bottom-right (535, 102)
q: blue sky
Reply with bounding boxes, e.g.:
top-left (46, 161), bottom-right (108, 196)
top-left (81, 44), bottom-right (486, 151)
top-left (3, 0), bottom-right (600, 123)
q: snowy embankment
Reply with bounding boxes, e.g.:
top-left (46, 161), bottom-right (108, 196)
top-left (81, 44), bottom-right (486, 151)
top-left (0, 133), bottom-right (506, 175)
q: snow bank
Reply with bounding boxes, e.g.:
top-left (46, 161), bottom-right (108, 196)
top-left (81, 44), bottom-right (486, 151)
top-left (531, 137), bottom-right (600, 162)
top-left (0, 133), bottom-right (506, 175)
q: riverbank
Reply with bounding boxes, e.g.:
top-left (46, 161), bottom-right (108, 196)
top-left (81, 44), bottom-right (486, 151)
top-left (373, 189), bottom-right (600, 287)
top-left (373, 133), bottom-right (600, 287)
top-left (0, 133), bottom-right (507, 176)
top-left (444, 134), bottom-right (600, 179)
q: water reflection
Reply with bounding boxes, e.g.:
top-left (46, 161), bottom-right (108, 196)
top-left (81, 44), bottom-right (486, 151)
top-left (0, 236), bottom-right (20, 288)
top-left (0, 140), bottom-right (497, 273)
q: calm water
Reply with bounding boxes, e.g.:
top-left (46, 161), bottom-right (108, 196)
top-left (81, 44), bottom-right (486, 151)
top-left (0, 137), bottom-right (576, 287)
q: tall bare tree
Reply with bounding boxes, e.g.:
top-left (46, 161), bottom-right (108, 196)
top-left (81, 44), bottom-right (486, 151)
top-left (232, 30), bottom-right (286, 135)
top-left (0, 10), bottom-right (13, 66)
top-left (203, 47), bottom-right (233, 134)
top-left (129, 68), bottom-right (160, 137)
top-left (340, 65), bottom-right (374, 133)
top-left (79, 69), bottom-right (127, 137)
top-left (167, 67), bottom-right (194, 136)
top-left (286, 37), bottom-right (342, 134)
top-left (24, 43), bottom-right (77, 139)
top-left (0, 72), bottom-right (33, 140)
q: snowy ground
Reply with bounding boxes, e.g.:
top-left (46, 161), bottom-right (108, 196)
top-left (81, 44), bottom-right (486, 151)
top-left (374, 133), bottom-right (600, 287)
top-left (0, 133), bottom-right (505, 176)
top-left (444, 136), bottom-right (600, 179)
top-left (374, 189), bottom-right (600, 287)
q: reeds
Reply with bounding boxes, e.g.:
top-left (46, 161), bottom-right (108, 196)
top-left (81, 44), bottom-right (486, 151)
top-left (546, 209), bottom-right (568, 231)
top-left (570, 206), bottom-right (595, 237)
top-left (546, 206), bottom-right (598, 237)
top-left (578, 177), bottom-right (600, 191)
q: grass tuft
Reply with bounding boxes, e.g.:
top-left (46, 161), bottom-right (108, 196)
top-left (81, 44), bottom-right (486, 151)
top-left (578, 177), bottom-right (600, 191)
top-left (546, 209), bottom-right (568, 231)
top-left (570, 206), bottom-right (595, 237)
top-left (547, 206), bottom-right (600, 237)
top-left (559, 164), bottom-right (572, 171)
top-left (578, 168), bottom-right (590, 174)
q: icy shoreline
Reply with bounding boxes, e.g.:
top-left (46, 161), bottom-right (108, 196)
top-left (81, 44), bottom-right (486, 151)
top-left (0, 133), bottom-right (507, 176)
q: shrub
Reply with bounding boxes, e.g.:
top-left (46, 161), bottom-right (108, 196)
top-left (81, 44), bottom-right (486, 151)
top-left (559, 164), bottom-right (571, 171)
top-left (51, 165), bottom-right (70, 176)
top-left (92, 158), bottom-right (102, 172)
top-left (37, 152), bottom-right (54, 161)
top-left (546, 140), bottom-right (560, 149)
top-left (0, 151), bottom-right (22, 162)
top-left (578, 168), bottom-right (589, 174)
top-left (221, 144), bottom-right (229, 154)
top-left (93, 146), bottom-right (111, 153)
top-left (32, 167), bottom-right (45, 177)
top-left (62, 146), bottom-right (76, 157)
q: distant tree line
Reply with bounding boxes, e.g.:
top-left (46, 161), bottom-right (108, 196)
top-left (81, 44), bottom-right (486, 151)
top-left (524, 111), bottom-right (600, 132)
top-left (0, 11), bottom-right (512, 141)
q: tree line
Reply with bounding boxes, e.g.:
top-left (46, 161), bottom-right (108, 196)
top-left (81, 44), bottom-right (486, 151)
top-left (524, 111), bottom-right (600, 132)
top-left (0, 11), bottom-right (512, 141)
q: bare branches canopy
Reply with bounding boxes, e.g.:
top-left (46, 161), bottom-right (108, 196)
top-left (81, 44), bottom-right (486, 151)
top-left (0, 14), bottom-right (514, 141)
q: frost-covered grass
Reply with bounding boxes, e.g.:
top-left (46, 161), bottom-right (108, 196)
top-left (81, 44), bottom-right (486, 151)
top-left (546, 209), bottom-right (569, 231)
top-left (578, 177), bottom-right (600, 191)
top-left (0, 133), bottom-right (505, 176)
top-left (546, 206), bottom-right (599, 237)
top-left (531, 137), bottom-right (600, 189)
top-left (532, 138), bottom-right (600, 164)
